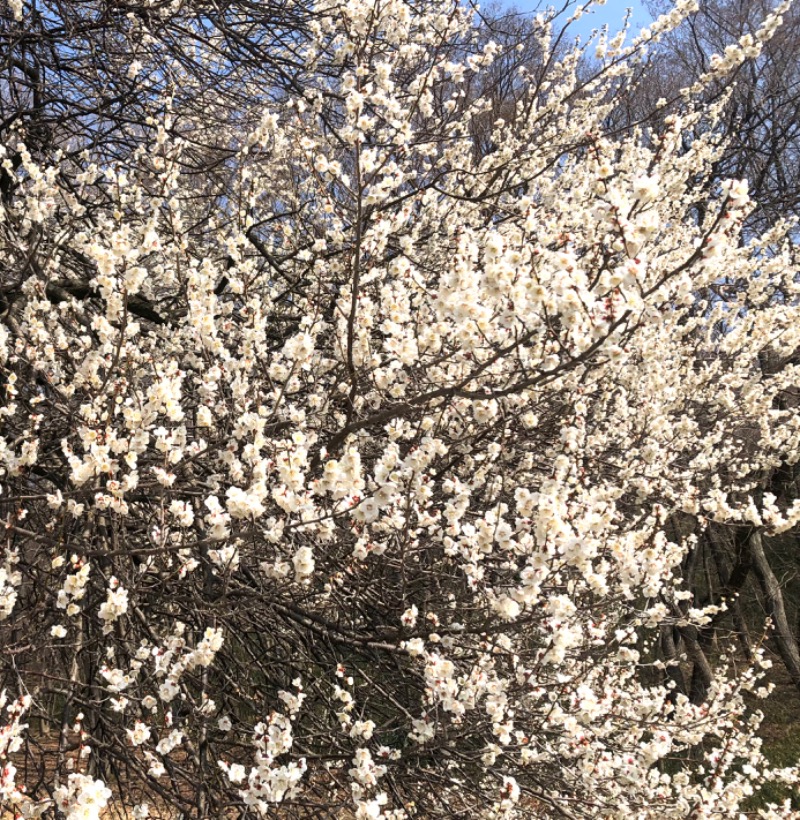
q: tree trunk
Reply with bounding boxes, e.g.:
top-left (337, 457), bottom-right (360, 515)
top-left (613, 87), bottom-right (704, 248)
top-left (749, 529), bottom-right (800, 690)
top-left (707, 525), bottom-right (753, 660)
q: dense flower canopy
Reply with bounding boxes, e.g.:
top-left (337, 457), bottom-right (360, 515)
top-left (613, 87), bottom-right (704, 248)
top-left (0, 0), bottom-right (799, 817)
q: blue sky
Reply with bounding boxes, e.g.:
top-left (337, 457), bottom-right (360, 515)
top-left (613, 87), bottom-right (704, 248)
top-left (507, 1), bottom-right (654, 41)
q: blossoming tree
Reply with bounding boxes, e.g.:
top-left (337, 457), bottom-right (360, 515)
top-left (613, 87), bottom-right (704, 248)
top-left (1, 0), bottom-right (799, 817)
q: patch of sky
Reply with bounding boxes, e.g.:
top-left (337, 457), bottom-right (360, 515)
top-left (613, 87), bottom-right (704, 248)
top-left (499, 1), bottom-right (654, 42)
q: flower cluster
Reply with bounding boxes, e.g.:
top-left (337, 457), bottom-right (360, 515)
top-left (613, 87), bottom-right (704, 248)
top-left (53, 774), bottom-right (112, 820)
